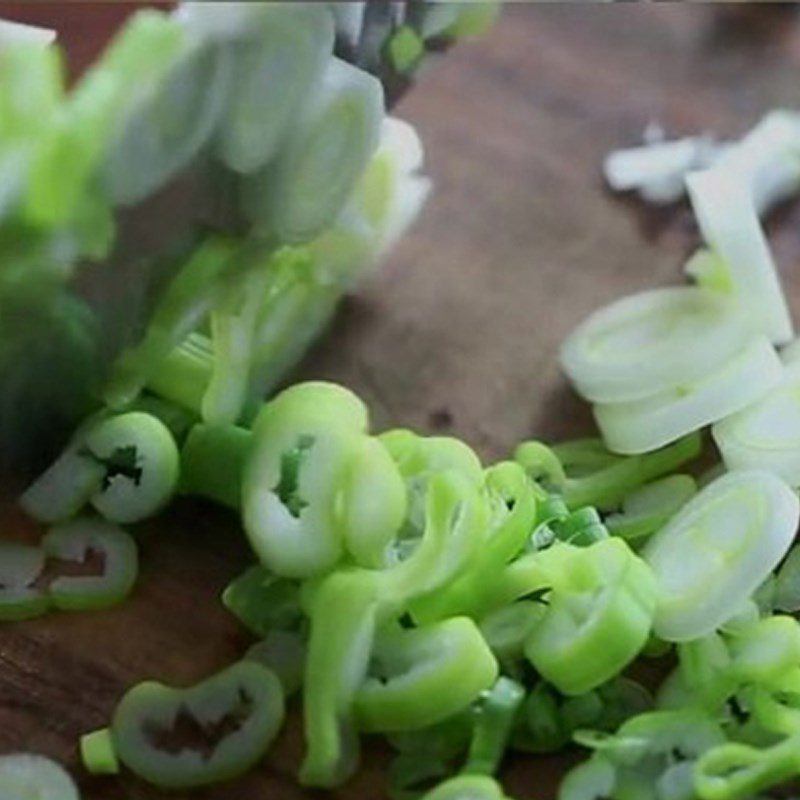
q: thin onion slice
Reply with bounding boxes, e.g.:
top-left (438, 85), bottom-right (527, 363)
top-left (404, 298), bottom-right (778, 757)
top-left (686, 168), bottom-right (794, 345)
top-left (593, 336), bottom-right (783, 455)
top-left (642, 469), bottom-right (799, 642)
top-left (560, 287), bottom-right (751, 405)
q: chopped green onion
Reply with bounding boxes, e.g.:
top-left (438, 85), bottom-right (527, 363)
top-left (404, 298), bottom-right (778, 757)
top-left (0, 753), bottom-right (79, 800)
top-left (80, 727), bottom-right (119, 775)
top-left (594, 336), bottom-right (783, 455)
top-left (389, 753), bottom-right (451, 800)
top-left (419, 774), bottom-right (507, 800)
top-left (222, 565), bottom-right (303, 637)
top-left (643, 469), bottom-right (799, 641)
top-left (245, 629), bottom-right (307, 697)
top-left (0, 541), bottom-right (47, 621)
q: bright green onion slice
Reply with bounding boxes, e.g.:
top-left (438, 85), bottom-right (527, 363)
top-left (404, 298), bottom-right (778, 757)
top-left (222, 564), bottom-right (303, 636)
top-left (686, 168), bottom-right (794, 345)
top-left (594, 336), bottom-right (783, 455)
top-left (560, 286), bottom-right (750, 404)
top-left (643, 469), bottom-right (799, 641)
top-left (80, 727), bottom-right (119, 775)
top-left (353, 617), bottom-right (499, 733)
top-left (0, 542), bottom-right (47, 621)
top-left (42, 517), bottom-right (138, 611)
top-left (605, 474), bottom-right (697, 543)
top-left (243, 56), bottom-right (384, 244)
top-left (0, 753), bottom-right (79, 800)
top-left (712, 360), bottom-right (800, 486)
top-left (212, 3), bottom-right (335, 174)
top-left (85, 411), bottom-right (180, 523)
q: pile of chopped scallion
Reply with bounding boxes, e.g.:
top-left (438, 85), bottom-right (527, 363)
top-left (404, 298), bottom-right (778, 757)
top-left (7, 6), bottom-right (800, 800)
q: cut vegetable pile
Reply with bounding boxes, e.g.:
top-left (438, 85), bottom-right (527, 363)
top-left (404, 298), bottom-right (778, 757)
top-left (8, 6), bottom-right (800, 800)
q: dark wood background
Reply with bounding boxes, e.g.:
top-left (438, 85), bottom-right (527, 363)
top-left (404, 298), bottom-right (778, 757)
top-left (3, 4), bottom-right (800, 799)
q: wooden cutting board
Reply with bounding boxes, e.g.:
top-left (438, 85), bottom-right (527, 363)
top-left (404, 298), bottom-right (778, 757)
top-left (4, 4), bottom-right (800, 799)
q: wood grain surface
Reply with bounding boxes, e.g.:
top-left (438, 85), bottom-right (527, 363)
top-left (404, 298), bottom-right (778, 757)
top-left (4, 4), bottom-right (800, 799)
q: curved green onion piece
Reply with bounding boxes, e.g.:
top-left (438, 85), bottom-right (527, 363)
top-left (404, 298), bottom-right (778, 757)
top-left (559, 286), bottom-right (750, 404)
top-left (337, 435), bottom-right (408, 569)
top-left (300, 569), bottom-right (380, 788)
top-left (43, 517), bottom-right (138, 611)
top-left (605, 475), bottom-right (697, 543)
top-left (80, 728), bottom-right (119, 775)
top-left (515, 433), bottom-right (701, 512)
top-left (105, 236), bottom-right (241, 409)
top-left (243, 382), bottom-right (392, 577)
top-left (713, 360), bottom-right (800, 486)
top-left (387, 710), bottom-right (472, 761)
top-left (512, 682), bottom-right (569, 754)
top-left (26, 10), bottom-right (185, 225)
top-left (478, 601), bottom-right (546, 663)
top-left (594, 336), bottom-right (783, 455)
top-left (462, 677), bottom-right (525, 776)
top-left (552, 506), bottom-right (608, 547)
top-left (643, 469), bottom-right (799, 641)
top-left (558, 755), bottom-right (617, 800)
top-left (180, 422), bottom-right (252, 509)
top-left (221, 565), bottom-right (303, 637)
top-left (524, 538), bottom-right (657, 695)
top-left (0, 753), bottom-right (79, 800)
top-left (410, 461), bottom-right (537, 622)
top-left (204, 261), bottom-right (274, 425)
top-left (389, 753), bottom-right (451, 800)
top-left (420, 775), bottom-right (508, 800)
top-left (211, 4), bottom-right (335, 173)
top-left (686, 168), bottom-right (794, 345)
top-left (747, 667), bottom-right (800, 736)
top-left (104, 24), bottom-right (232, 205)
top-left (245, 629), bottom-right (306, 697)
top-left (676, 632), bottom-right (735, 713)
top-left (694, 734), bottom-right (800, 800)
top-left (727, 615), bottom-right (800, 687)
top-left (0, 541), bottom-right (47, 621)
top-left (111, 659), bottom-right (284, 789)
top-left (244, 56), bottom-right (383, 244)
top-left (353, 617), bottom-right (498, 733)
top-left (19, 446), bottom-right (105, 524)
top-left (85, 411), bottom-right (180, 523)
top-left (773, 544), bottom-right (800, 613)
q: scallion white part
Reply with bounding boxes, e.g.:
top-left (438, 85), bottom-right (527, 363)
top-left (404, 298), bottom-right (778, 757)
top-left (712, 360), bottom-right (800, 486)
top-left (643, 469), bottom-right (799, 642)
top-left (560, 287), bottom-right (750, 405)
top-left (593, 336), bottom-right (783, 455)
top-left (0, 19), bottom-right (56, 48)
top-left (686, 168), bottom-right (794, 345)
top-left (215, 4), bottom-right (335, 174)
top-left (243, 56), bottom-right (384, 244)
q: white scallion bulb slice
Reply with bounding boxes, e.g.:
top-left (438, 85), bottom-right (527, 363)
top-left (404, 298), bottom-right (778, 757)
top-left (642, 469), bottom-right (799, 642)
top-left (243, 56), bottom-right (384, 244)
top-left (593, 336), bottom-right (783, 455)
top-left (560, 287), bottom-right (750, 404)
top-left (104, 36), bottom-right (233, 206)
top-left (686, 168), bottom-right (794, 345)
top-left (712, 110), bottom-right (800, 217)
top-left (214, 4), bottom-right (335, 174)
top-left (712, 360), bottom-right (800, 486)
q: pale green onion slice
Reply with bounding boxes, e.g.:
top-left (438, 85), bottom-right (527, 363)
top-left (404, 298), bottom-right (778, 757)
top-left (594, 336), bottom-right (783, 455)
top-left (0, 542), bottom-right (47, 621)
top-left (712, 360), bottom-right (800, 486)
top-left (558, 756), bottom-right (617, 800)
top-left (246, 629), bottom-right (307, 697)
top-left (643, 469), bottom-right (799, 641)
top-left (686, 168), bottom-right (794, 345)
top-left (0, 754), bottom-right (79, 800)
top-left (780, 338), bottom-right (800, 366)
top-left (243, 56), bottom-right (384, 244)
top-left (103, 35), bottom-right (233, 205)
top-left (42, 517), bottom-right (138, 611)
top-left (19, 447), bottom-right (105, 523)
top-left (478, 601), bottom-right (546, 662)
top-left (605, 475), bottom-right (697, 543)
top-left (560, 287), bottom-right (750, 404)
top-left (85, 412), bottom-right (181, 524)
top-left (214, 4), bottom-right (335, 173)
top-left (712, 110), bottom-right (800, 217)
top-left (420, 775), bottom-right (507, 800)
